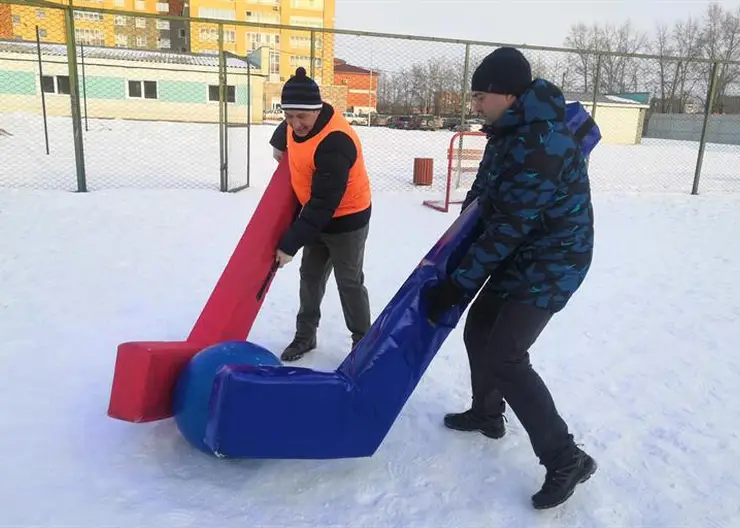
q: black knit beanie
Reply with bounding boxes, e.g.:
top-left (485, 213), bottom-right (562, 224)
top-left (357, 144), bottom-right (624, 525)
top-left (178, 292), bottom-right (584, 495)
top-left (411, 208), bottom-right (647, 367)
top-left (281, 67), bottom-right (322, 111)
top-left (471, 47), bottom-right (532, 96)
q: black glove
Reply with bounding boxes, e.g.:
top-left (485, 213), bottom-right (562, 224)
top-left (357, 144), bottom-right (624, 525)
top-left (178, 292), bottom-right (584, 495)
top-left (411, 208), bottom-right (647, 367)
top-left (424, 278), bottom-right (466, 324)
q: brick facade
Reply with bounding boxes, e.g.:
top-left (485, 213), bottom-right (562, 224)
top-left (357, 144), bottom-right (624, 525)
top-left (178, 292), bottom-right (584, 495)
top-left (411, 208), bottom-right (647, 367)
top-left (333, 59), bottom-right (377, 112)
top-left (0, 5), bottom-right (13, 40)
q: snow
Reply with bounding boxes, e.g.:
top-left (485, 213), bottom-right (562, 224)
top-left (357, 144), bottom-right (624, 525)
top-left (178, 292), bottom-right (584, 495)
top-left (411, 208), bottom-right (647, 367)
top-left (2, 111), bottom-right (740, 527)
top-left (2, 112), bottom-right (740, 194)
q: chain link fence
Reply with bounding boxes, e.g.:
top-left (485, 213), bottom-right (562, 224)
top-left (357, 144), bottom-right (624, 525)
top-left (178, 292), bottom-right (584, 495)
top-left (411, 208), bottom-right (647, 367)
top-left (328, 32), bottom-right (467, 197)
top-left (1, 0), bottom-right (739, 197)
top-left (0, 3), bottom-right (78, 190)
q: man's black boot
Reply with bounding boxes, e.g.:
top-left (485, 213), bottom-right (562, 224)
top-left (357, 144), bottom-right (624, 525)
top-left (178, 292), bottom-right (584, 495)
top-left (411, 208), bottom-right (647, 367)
top-left (443, 408), bottom-right (506, 439)
top-left (531, 447), bottom-right (597, 509)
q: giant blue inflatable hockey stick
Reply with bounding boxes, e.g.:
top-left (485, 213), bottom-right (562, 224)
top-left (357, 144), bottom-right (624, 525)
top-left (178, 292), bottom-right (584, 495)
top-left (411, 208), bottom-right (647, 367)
top-left (202, 102), bottom-right (602, 459)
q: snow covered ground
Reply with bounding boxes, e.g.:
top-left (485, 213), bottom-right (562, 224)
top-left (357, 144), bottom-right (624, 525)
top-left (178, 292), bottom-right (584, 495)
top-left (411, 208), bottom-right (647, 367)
top-left (1, 112), bottom-right (740, 527)
top-left (1, 112), bottom-right (740, 194)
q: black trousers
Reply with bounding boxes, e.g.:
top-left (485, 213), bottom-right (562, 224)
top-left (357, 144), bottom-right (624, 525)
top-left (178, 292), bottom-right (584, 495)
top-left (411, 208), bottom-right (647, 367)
top-left (295, 223), bottom-right (371, 344)
top-left (464, 285), bottom-right (576, 467)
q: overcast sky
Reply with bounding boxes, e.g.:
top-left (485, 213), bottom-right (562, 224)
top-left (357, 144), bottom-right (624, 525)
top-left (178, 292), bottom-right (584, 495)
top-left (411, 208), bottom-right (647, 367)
top-left (334, 0), bottom-right (740, 48)
top-left (328, 0), bottom-right (740, 75)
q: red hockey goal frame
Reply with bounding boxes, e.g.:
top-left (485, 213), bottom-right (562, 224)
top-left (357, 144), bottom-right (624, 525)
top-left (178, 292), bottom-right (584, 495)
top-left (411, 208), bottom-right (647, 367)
top-left (422, 131), bottom-right (487, 212)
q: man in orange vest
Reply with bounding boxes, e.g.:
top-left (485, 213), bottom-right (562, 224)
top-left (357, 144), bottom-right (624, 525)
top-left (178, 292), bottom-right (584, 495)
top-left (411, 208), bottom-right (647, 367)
top-left (270, 67), bottom-right (372, 362)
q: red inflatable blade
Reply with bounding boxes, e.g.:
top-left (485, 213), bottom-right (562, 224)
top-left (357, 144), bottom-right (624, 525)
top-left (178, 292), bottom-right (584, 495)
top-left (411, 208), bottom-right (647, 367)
top-left (107, 157), bottom-right (298, 423)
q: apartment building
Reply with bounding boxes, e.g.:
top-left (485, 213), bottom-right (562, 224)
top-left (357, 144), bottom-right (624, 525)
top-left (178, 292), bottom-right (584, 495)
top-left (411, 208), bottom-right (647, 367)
top-left (188, 0), bottom-right (335, 85)
top-left (5, 0), bottom-right (174, 51)
top-left (3, 0), bottom-right (335, 90)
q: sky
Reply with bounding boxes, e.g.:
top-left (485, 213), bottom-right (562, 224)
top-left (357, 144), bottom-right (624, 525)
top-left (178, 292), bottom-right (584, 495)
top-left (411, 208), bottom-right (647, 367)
top-left (334, 0), bottom-right (740, 49)
top-left (328, 0), bottom-right (740, 79)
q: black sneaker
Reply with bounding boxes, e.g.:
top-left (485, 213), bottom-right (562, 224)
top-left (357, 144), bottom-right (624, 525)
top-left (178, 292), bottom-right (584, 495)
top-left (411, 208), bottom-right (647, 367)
top-left (531, 447), bottom-right (597, 510)
top-left (443, 409), bottom-right (506, 439)
top-left (280, 336), bottom-right (316, 362)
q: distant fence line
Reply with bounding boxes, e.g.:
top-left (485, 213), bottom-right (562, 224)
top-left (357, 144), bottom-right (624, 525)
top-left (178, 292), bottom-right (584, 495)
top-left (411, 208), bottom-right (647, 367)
top-left (0, 0), bottom-right (739, 195)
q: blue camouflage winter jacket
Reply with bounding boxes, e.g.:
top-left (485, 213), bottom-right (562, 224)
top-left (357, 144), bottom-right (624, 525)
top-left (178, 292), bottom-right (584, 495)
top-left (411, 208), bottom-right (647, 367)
top-left (451, 78), bottom-right (594, 313)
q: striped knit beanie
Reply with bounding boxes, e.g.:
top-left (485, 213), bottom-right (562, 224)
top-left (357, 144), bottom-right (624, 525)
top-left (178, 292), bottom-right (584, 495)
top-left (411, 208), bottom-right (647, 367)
top-left (281, 67), bottom-right (322, 111)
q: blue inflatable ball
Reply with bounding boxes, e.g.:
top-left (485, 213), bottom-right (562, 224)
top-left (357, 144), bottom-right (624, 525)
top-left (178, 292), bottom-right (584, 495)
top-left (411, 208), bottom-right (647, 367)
top-left (173, 340), bottom-right (282, 455)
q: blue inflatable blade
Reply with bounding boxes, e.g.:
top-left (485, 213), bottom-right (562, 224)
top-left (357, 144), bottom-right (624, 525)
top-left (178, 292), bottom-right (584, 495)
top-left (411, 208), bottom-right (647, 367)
top-left (203, 203), bottom-right (483, 459)
top-left (565, 101), bottom-right (601, 156)
top-left (202, 107), bottom-right (602, 460)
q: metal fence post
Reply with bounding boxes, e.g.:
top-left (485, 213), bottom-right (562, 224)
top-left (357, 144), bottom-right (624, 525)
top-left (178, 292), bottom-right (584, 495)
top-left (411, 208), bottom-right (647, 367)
top-left (584, 53), bottom-right (603, 171)
top-left (218, 23), bottom-right (227, 192)
top-left (590, 53), bottom-right (602, 120)
top-left (309, 30), bottom-right (316, 78)
top-left (80, 42), bottom-right (88, 132)
top-left (63, 5), bottom-right (87, 192)
top-left (692, 61), bottom-right (720, 195)
top-left (459, 43), bottom-right (470, 131)
top-left (443, 43), bottom-right (472, 213)
top-left (35, 25), bottom-right (49, 156)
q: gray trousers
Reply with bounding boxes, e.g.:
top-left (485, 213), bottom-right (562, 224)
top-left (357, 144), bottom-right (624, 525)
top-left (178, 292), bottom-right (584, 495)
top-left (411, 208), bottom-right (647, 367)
top-left (295, 223), bottom-right (371, 344)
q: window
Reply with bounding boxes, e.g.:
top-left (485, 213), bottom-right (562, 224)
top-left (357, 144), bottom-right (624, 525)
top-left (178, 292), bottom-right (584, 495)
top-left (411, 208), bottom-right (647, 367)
top-left (12, 15), bottom-right (20, 24)
top-left (290, 35), bottom-right (320, 49)
top-left (156, 19), bottom-right (170, 30)
top-left (245, 11), bottom-right (279, 23)
top-left (208, 85), bottom-right (236, 103)
top-left (290, 54), bottom-right (310, 67)
top-left (36, 9), bottom-right (46, 19)
top-left (74, 10), bottom-right (104, 22)
top-left (41, 75), bottom-right (70, 95)
top-left (269, 51), bottom-right (280, 75)
top-left (116, 34), bottom-right (128, 47)
top-left (74, 28), bottom-right (105, 46)
top-left (115, 15), bottom-right (128, 26)
top-left (156, 2), bottom-right (169, 12)
top-left (128, 80), bottom-right (158, 99)
top-left (289, 16), bottom-right (323, 28)
top-left (178, 29), bottom-right (186, 38)
top-left (246, 32), bottom-right (279, 51)
top-left (135, 0), bottom-right (145, 9)
top-left (39, 29), bottom-right (47, 38)
top-left (291, 0), bottom-right (324, 9)
top-left (135, 17), bottom-right (146, 28)
top-left (198, 8), bottom-right (235, 20)
top-left (136, 35), bottom-right (148, 47)
top-left (199, 28), bottom-right (235, 43)
top-left (114, 0), bottom-right (125, 6)
top-left (157, 38), bottom-right (171, 48)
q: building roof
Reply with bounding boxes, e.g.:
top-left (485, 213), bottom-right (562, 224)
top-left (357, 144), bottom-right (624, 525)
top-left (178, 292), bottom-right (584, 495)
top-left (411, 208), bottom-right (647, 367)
top-left (334, 58), bottom-right (379, 75)
top-left (0, 39), bottom-right (256, 69)
top-left (564, 91), bottom-right (649, 107)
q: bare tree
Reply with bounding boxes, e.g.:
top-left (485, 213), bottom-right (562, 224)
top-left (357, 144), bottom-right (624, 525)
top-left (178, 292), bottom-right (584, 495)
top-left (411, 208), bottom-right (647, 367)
top-left (672, 16), bottom-right (703, 112)
top-left (377, 56), bottom-right (464, 115)
top-left (598, 20), bottom-right (649, 93)
top-left (652, 22), bottom-right (679, 112)
top-left (699, 3), bottom-right (740, 112)
top-left (564, 22), bottom-right (602, 92)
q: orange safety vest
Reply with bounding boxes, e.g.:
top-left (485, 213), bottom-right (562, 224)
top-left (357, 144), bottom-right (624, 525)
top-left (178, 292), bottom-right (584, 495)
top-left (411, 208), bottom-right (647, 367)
top-left (286, 111), bottom-right (371, 218)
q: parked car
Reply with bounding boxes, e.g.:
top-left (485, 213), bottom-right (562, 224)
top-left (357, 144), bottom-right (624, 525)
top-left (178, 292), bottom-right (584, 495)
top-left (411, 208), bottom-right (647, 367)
top-left (388, 115), bottom-right (412, 129)
top-left (343, 111), bottom-right (368, 126)
top-left (370, 113), bottom-right (390, 126)
top-left (409, 114), bottom-right (443, 131)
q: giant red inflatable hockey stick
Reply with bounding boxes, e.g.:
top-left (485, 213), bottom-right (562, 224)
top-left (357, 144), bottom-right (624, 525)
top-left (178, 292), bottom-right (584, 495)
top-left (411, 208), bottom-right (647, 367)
top-left (107, 156), bottom-right (298, 423)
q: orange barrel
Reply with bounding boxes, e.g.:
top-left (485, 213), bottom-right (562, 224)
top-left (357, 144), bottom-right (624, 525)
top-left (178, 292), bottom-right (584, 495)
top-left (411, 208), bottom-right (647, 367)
top-left (413, 157), bottom-right (433, 186)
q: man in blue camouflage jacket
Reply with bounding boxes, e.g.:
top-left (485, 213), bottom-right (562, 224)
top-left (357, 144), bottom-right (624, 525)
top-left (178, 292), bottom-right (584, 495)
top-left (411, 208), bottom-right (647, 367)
top-left (424, 47), bottom-right (597, 510)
